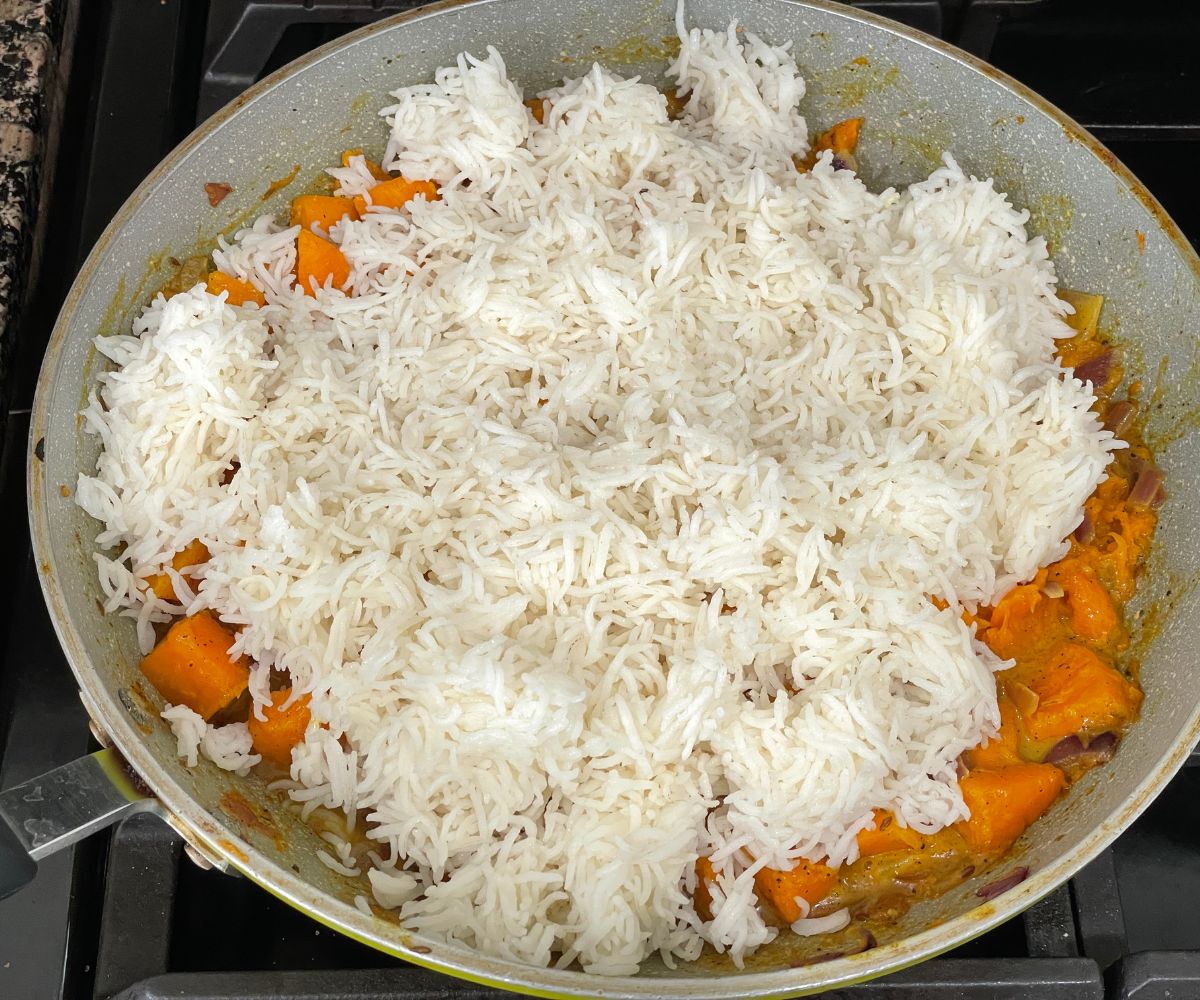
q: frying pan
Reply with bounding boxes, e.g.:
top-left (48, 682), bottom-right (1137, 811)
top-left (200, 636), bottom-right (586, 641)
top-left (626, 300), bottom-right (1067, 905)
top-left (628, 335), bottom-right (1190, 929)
top-left (9, 0), bottom-right (1200, 995)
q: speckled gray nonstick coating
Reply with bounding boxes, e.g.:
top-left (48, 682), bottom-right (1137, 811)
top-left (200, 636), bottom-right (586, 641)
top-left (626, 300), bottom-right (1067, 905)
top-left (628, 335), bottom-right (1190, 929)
top-left (27, 0), bottom-right (1200, 996)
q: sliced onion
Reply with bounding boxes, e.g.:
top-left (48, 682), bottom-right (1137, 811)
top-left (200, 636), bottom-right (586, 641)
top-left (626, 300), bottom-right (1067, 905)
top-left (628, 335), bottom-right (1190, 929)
top-left (1129, 467), bottom-right (1165, 508)
top-left (976, 866), bottom-right (1029, 900)
top-left (806, 927), bottom-right (877, 964)
top-left (1074, 510), bottom-right (1095, 544)
top-left (1044, 732), bottom-right (1119, 766)
top-left (1074, 351), bottom-right (1113, 387)
top-left (1044, 735), bottom-right (1085, 764)
top-left (1041, 581), bottom-right (1065, 599)
top-left (1008, 680), bottom-right (1040, 716)
top-left (1084, 731), bottom-right (1118, 761)
top-left (1103, 400), bottom-right (1138, 436)
top-left (791, 907), bottom-right (851, 937)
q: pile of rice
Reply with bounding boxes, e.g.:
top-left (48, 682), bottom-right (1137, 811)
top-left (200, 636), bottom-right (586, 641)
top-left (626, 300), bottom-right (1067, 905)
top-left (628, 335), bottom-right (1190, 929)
top-left (77, 13), bottom-right (1116, 975)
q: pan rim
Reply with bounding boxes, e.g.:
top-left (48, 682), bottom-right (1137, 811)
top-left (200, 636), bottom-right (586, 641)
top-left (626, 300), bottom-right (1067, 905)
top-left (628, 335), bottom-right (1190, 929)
top-left (27, 0), bottom-right (1200, 996)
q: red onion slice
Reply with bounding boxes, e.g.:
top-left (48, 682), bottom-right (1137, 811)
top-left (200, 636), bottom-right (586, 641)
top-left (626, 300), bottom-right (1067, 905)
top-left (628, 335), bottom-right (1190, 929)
top-left (1074, 510), bottom-right (1095, 544)
top-left (1103, 400), bottom-right (1138, 436)
top-left (1129, 467), bottom-right (1165, 508)
top-left (1045, 732), bottom-right (1119, 766)
top-left (1073, 351), bottom-right (1113, 388)
top-left (801, 928), bottom-right (876, 965)
top-left (1044, 735), bottom-right (1085, 764)
top-left (976, 866), bottom-right (1029, 901)
top-left (1084, 731), bottom-right (1118, 761)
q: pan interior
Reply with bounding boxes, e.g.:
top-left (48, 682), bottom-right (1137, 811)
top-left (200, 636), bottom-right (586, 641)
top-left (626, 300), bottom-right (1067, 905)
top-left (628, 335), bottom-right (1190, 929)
top-left (30, 0), bottom-right (1200, 994)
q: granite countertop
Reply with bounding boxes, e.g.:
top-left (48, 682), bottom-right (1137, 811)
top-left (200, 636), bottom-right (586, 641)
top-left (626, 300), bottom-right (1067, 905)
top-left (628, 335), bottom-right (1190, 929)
top-left (0, 0), bottom-right (69, 411)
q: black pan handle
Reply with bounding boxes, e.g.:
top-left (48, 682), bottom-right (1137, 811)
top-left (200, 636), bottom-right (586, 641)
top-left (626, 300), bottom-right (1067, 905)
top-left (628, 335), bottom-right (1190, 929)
top-left (0, 749), bottom-right (159, 900)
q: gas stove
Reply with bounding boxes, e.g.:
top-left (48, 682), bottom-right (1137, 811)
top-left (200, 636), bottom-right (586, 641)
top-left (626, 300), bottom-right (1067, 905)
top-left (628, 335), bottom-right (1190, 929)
top-left (1, 2), bottom-right (1198, 998)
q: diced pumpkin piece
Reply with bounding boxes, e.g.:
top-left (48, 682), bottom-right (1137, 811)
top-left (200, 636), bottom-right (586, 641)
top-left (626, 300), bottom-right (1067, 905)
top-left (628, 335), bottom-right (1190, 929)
top-left (931, 594), bottom-right (986, 630)
top-left (694, 856), bottom-right (716, 922)
top-left (1022, 643), bottom-right (1142, 746)
top-left (1071, 471), bottom-right (1156, 601)
top-left (340, 148), bottom-right (389, 180)
top-left (856, 810), bottom-right (924, 858)
top-left (968, 696), bottom-right (1024, 769)
top-left (1056, 560), bottom-right (1121, 645)
top-left (144, 539), bottom-right (211, 602)
top-left (139, 611), bottom-right (250, 720)
top-left (206, 271), bottom-right (265, 308)
top-left (247, 689), bottom-right (312, 768)
top-left (524, 97), bottom-right (547, 124)
top-left (753, 859), bottom-right (839, 923)
top-left (824, 117), bottom-right (863, 155)
top-left (1105, 505), bottom-right (1158, 602)
top-left (290, 194), bottom-right (359, 233)
top-left (795, 116), bottom-right (864, 172)
top-left (664, 87), bottom-right (689, 120)
top-left (1057, 289), bottom-right (1104, 338)
top-left (954, 764), bottom-right (1065, 856)
top-left (295, 229), bottom-right (350, 296)
top-left (353, 176), bottom-right (440, 217)
top-left (983, 579), bottom-right (1066, 661)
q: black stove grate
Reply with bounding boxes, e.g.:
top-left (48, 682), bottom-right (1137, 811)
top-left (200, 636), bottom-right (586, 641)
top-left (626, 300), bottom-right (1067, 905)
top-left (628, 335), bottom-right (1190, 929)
top-left (2, 1), bottom-right (1199, 999)
top-left (86, 796), bottom-right (1200, 1000)
top-left (96, 819), bottom-right (1111, 1000)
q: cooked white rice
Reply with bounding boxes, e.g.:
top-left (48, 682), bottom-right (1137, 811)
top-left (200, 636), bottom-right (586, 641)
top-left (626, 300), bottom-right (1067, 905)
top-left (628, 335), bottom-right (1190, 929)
top-left (76, 15), bottom-right (1116, 975)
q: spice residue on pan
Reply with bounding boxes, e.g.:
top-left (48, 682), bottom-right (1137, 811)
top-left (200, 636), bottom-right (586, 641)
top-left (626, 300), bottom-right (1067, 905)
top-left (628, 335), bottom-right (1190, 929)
top-left (1026, 193), bottom-right (1074, 255)
top-left (1130, 561), bottom-right (1199, 666)
top-left (1144, 348), bottom-right (1200, 451)
top-left (118, 685), bottom-right (153, 734)
top-left (584, 33), bottom-right (681, 65)
top-left (874, 124), bottom-right (953, 179)
top-left (219, 790), bottom-right (286, 851)
top-left (261, 163), bottom-right (302, 201)
top-left (820, 55), bottom-right (901, 110)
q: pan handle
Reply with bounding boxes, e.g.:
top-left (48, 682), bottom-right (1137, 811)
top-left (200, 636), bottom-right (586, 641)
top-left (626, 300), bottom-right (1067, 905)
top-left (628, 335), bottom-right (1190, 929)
top-left (0, 749), bottom-right (161, 900)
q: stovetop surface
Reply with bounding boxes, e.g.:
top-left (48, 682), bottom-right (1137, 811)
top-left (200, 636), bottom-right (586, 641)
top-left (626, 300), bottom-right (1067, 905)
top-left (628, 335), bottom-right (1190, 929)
top-left (1, 2), bottom-right (1198, 998)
